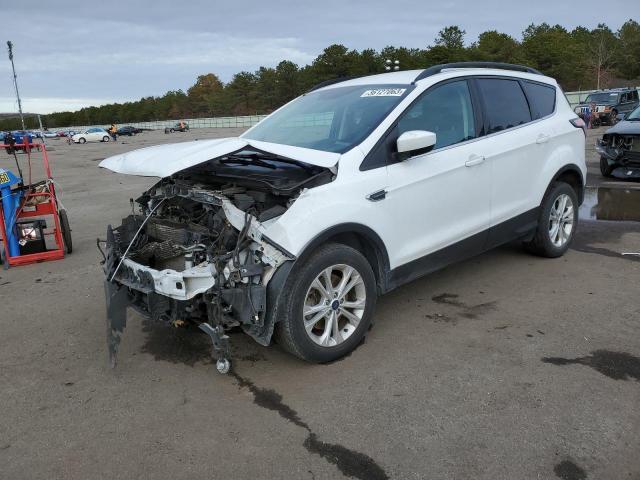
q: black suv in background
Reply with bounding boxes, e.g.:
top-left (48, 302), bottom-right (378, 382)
top-left (164, 122), bottom-right (189, 133)
top-left (574, 88), bottom-right (639, 126)
top-left (116, 126), bottom-right (142, 136)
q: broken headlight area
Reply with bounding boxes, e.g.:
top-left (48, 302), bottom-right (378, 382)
top-left (596, 134), bottom-right (640, 179)
top-left (101, 152), bottom-right (333, 371)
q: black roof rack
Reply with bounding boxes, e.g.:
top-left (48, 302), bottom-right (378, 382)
top-left (413, 62), bottom-right (542, 83)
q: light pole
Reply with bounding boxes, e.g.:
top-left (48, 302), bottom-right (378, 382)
top-left (7, 41), bottom-right (25, 131)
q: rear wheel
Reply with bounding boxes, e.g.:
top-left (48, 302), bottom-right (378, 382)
top-left (600, 156), bottom-right (614, 177)
top-left (275, 243), bottom-right (377, 363)
top-left (524, 182), bottom-right (578, 258)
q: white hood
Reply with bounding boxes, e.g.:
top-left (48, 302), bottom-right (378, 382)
top-left (99, 137), bottom-right (340, 177)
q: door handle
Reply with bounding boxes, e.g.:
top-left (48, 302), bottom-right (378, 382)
top-left (536, 133), bottom-right (550, 144)
top-left (465, 154), bottom-right (485, 167)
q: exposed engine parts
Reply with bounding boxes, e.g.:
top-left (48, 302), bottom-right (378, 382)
top-left (100, 149), bottom-right (332, 373)
top-left (596, 133), bottom-right (640, 178)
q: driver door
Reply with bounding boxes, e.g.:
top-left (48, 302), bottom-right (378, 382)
top-left (376, 79), bottom-right (492, 274)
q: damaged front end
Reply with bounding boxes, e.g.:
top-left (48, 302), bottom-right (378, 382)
top-left (99, 147), bottom-right (333, 372)
top-left (596, 132), bottom-right (640, 179)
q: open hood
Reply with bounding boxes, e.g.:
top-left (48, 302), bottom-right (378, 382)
top-left (99, 137), bottom-right (340, 177)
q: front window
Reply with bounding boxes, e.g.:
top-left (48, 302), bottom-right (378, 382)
top-left (397, 80), bottom-right (476, 149)
top-left (243, 84), bottom-right (412, 153)
top-left (585, 92), bottom-right (619, 104)
top-left (626, 106), bottom-right (640, 120)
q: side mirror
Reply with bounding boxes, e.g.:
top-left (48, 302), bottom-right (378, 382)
top-left (396, 130), bottom-right (437, 158)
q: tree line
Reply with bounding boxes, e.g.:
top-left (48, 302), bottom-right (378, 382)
top-left (2, 20), bottom-right (640, 131)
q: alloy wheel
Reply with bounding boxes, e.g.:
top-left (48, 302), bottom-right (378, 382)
top-left (548, 193), bottom-right (574, 247)
top-left (303, 264), bottom-right (366, 347)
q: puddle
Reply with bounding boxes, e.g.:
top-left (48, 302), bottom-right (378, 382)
top-left (579, 187), bottom-right (640, 222)
top-left (542, 350), bottom-right (640, 381)
top-left (554, 459), bottom-right (587, 480)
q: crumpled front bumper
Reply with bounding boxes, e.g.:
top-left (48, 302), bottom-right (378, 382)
top-left (114, 257), bottom-right (216, 300)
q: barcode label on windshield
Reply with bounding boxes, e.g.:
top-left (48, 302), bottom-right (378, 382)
top-left (361, 88), bottom-right (406, 97)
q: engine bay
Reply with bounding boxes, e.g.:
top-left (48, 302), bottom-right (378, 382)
top-left (101, 148), bottom-right (334, 371)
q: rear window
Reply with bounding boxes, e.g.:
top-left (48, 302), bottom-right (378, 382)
top-left (477, 78), bottom-right (532, 134)
top-left (522, 81), bottom-right (556, 119)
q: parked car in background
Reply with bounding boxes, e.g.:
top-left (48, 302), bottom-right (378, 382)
top-left (574, 88), bottom-right (640, 126)
top-left (117, 126), bottom-right (142, 136)
top-left (42, 131), bottom-right (58, 138)
top-left (2, 130), bottom-right (34, 153)
top-left (100, 62), bottom-right (586, 372)
top-left (72, 128), bottom-right (111, 144)
top-left (164, 121), bottom-right (189, 133)
top-left (57, 130), bottom-right (78, 137)
top-left (596, 104), bottom-right (640, 179)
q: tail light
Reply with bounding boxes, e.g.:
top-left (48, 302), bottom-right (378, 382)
top-left (570, 117), bottom-right (587, 136)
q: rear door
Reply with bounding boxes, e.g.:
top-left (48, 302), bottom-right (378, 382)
top-left (474, 77), bottom-right (546, 238)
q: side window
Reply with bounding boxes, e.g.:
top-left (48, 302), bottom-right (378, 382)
top-left (632, 91), bottom-right (639, 102)
top-left (477, 78), bottom-right (532, 133)
top-left (522, 81), bottom-right (556, 119)
top-left (397, 80), bottom-right (476, 149)
top-left (620, 93), bottom-right (628, 103)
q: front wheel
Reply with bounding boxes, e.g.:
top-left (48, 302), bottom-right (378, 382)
top-left (78, 137), bottom-right (86, 144)
top-left (275, 243), bottom-right (377, 363)
top-left (524, 182), bottom-right (578, 258)
top-left (102, 136), bottom-right (110, 142)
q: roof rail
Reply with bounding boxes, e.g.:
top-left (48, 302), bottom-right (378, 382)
top-left (413, 62), bottom-right (542, 83)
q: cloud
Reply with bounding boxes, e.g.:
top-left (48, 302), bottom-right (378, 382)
top-left (0, 97), bottom-right (125, 115)
top-left (0, 0), bottom-right (633, 114)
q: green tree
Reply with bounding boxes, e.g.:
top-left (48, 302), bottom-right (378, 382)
top-left (616, 20), bottom-right (640, 79)
top-left (187, 73), bottom-right (225, 115)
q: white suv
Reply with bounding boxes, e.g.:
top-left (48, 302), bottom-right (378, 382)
top-left (100, 62), bottom-right (586, 373)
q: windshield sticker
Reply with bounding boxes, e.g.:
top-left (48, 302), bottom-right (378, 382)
top-left (361, 88), bottom-right (406, 97)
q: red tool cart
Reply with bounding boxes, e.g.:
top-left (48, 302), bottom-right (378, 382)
top-left (0, 141), bottom-right (72, 269)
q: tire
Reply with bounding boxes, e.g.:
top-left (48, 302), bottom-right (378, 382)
top-left (600, 156), bottom-right (614, 177)
top-left (275, 243), bottom-right (377, 363)
top-left (170, 128), bottom-right (175, 133)
top-left (78, 137), bottom-right (86, 144)
top-left (59, 209), bottom-right (72, 254)
top-left (524, 182), bottom-right (578, 258)
top-left (102, 136), bottom-right (110, 142)
top-left (610, 110), bottom-right (618, 125)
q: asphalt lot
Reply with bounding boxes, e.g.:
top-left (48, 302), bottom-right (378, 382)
top-left (1, 127), bottom-right (639, 480)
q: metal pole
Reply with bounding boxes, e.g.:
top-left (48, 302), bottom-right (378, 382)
top-left (7, 41), bottom-right (25, 131)
top-left (37, 114), bottom-right (46, 146)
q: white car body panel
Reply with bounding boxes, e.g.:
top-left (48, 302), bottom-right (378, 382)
top-left (103, 67), bottom-right (586, 278)
top-left (99, 137), bottom-right (340, 177)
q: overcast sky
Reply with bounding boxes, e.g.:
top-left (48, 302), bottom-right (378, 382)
top-left (0, 0), bottom-right (635, 114)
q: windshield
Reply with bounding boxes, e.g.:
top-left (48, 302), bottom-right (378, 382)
top-left (243, 84), bottom-right (412, 153)
top-left (585, 92), bottom-right (619, 104)
top-left (627, 106), bottom-right (640, 120)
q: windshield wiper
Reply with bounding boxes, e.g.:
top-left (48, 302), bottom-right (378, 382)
top-left (219, 154), bottom-right (277, 169)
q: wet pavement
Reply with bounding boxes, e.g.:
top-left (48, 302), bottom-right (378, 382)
top-left (579, 186), bottom-right (640, 223)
